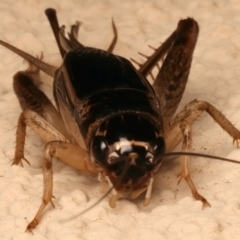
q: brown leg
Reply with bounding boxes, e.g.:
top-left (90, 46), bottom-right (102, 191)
top-left (13, 109), bottom-right (69, 166)
top-left (177, 121), bottom-right (210, 208)
top-left (165, 99), bottom-right (240, 152)
top-left (135, 18), bottom-right (199, 124)
top-left (164, 99), bottom-right (240, 206)
top-left (12, 109), bottom-right (97, 232)
top-left (26, 142), bottom-right (54, 232)
top-left (12, 112), bottom-right (29, 166)
top-left (26, 140), bottom-right (97, 232)
top-left (13, 60), bottom-right (69, 138)
top-left (12, 56), bottom-right (69, 166)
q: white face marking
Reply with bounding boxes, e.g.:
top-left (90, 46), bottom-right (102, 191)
top-left (108, 152), bottom-right (119, 158)
top-left (114, 139), bottom-right (151, 150)
top-left (115, 142), bottom-right (121, 151)
top-left (107, 139), bottom-right (156, 166)
top-left (107, 151), bottom-right (119, 163)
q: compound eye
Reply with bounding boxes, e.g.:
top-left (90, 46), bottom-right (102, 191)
top-left (91, 136), bottom-right (109, 164)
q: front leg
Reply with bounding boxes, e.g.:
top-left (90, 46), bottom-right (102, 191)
top-left (11, 108), bottom-right (98, 231)
top-left (26, 140), bottom-right (98, 232)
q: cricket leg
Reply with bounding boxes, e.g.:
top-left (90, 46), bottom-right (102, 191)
top-left (12, 58), bottom-right (69, 166)
top-left (177, 121), bottom-right (210, 207)
top-left (134, 18), bottom-right (199, 125)
top-left (17, 111), bottom-right (97, 232)
top-left (165, 99), bottom-right (240, 152)
top-left (13, 56), bottom-right (68, 137)
top-left (26, 139), bottom-right (97, 232)
top-left (165, 119), bottom-right (210, 207)
top-left (164, 99), bottom-right (240, 206)
top-left (13, 109), bottom-right (69, 166)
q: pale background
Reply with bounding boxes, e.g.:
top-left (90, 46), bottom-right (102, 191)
top-left (1, 0), bottom-right (240, 239)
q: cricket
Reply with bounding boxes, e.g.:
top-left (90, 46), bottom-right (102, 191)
top-left (0, 8), bottom-right (240, 232)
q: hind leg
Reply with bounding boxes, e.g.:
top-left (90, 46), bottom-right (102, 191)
top-left (12, 58), bottom-right (69, 166)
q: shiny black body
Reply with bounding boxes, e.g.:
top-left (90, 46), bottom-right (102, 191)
top-left (54, 47), bottom-right (163, 149)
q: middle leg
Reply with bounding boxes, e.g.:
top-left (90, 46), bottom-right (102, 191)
top-left (164, 99), bottom-right (240, 206)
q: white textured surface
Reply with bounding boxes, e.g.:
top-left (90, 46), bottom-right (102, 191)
top-left (1, 0), bottom-right (240, 239)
